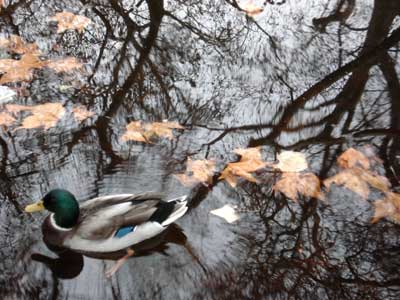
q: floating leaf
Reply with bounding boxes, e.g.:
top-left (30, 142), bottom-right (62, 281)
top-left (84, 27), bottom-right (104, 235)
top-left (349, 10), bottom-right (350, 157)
top-left (175, 158), bottom-right (216, 187)
top-left (0, 85), bottom-right (16, 104)
top-left (0, 53), bottom-right (45, 84)
top-left (337, 148), bottom-right (370, 170)
top-left (219, 147), bottom-right (267, 187)
top-left (372, 193), bottom-right (400, 224)
top-left (72, 105), bottom-right (94, 122)
top-left (46, 57), bottom-right (83, 73)
top-left (5, 103), bottom-right (65, 130)
top-left (273, 151), bottom-right (308, 172)
top-left (0, 35), bottom-right (40, 55)
top-left (50, 12), bottom-right (92, 33)
top-left (323, 167), bottom-right (390, 199)
top-left (210, 204), bottom-right (240, 223)
top-left (121, 121), bottom-right (184, 143)
top-left (233, 147), bottom-right (262, 161)
top-left (239, 1), bottom-right (264, 17)
top-left (273, 172), bottom-right (324, 201)
top-left (0, 112), bottom-right (15, 126)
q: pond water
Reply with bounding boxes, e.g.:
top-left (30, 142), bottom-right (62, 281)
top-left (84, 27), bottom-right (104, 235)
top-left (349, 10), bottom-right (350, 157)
top-left (1, 0), bottom-right (400, 299)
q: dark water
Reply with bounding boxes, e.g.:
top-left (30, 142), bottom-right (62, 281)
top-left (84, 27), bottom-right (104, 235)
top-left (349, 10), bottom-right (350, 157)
top-left (0, 0), bottom-right (400, 299)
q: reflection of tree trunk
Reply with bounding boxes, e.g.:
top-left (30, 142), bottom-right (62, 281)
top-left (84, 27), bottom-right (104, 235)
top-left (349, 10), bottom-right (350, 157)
top-left (313, 0), bottom-right (355, 32)
top-left (379, 53), bottom-right (400, 182)
top-left (250, 0), bottom-right (400, 146)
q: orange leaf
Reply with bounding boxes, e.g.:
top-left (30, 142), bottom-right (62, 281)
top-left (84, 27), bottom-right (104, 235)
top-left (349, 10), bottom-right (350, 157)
top-left (50, 12), bottom-right (92, 33)
top-left (273, 172), bottom-right (324, 201)
top-left (121, 121), bottom-right (184, 143)
top-left (239, 1), bottom-right (264, 17)
top-left (10, 103), bottom-right (66, 130)
top-left (337, 148), bottom-right (370, 170)
top-left (234, 147), bottom-right (262, 161)
top-left (372, 193), bottom-right (400, 224)
top-left (0, 53), bottom-right (45, 84)
top-left (0, 112), bottom-right (16, 126)
top-left (0, 35), bottom-right (40, 55)
top-left (219, 159), bottom-right (266, 187)
top-left (273, 151), bottom-right (308, 172)
top-left (175, 158), bottom-right (216, 187)
top-left (72, 105), bottom-right (94, 122)
top-left (324, 169), bottom-right (370, 199)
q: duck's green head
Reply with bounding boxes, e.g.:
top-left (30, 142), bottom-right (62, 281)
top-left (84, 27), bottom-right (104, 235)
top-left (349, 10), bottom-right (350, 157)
top-left (25, 189), bottom-right (80, 228)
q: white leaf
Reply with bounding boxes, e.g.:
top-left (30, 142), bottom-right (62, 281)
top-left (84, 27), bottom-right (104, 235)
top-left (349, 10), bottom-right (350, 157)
top-left (210, 204), bottom-right (240, 223)
top-left (274, 151), bottom-right (308, 172)
top-left (0, 86), bottom-right (16, 104)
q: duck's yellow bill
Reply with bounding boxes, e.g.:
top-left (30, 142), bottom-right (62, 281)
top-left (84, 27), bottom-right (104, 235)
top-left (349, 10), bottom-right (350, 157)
top-left (25, 200), bottom-right (44, 213)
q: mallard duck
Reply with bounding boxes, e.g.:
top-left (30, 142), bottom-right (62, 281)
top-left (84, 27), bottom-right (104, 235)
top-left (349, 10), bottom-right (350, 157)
top-left (25, 189), bottom-right (188, 277)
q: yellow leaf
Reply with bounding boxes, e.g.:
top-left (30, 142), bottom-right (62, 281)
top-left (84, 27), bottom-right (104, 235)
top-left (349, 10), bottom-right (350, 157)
top-left (273, 172), bottom-right (324, 201)
top-left (46, 57), bottom-right (83, 73)
top-left (210, 205), bottom-right (240, 223)
top-left (0, 53), bottom-right (45, 84)
top-left (337, 148), bottom-right (370, 170)
top-left (372, 193), bottom-right (400, 224)
top-left (175, 158), bottom-right (216, 187)
top-left (273, 151), bottom-right (308, 172)
top-left (50, 12), bottom-right (92, 33)
top-left (72, 105), bottom-right (94, 122)
top-left (0, 112), bottom-right (15, 126)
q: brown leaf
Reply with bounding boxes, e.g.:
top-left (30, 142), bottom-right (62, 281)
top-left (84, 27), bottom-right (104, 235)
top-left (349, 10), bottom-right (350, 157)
top-left (121, 121), bottom-right (184, 143)
top-left (72, 105), bottom-right (94, 122)
top-left (324, 169), bottom-right (370, 198)
top-left (46, 57), bottom-right (83, 73)
top-left (0, 112), bottom-right (16, 126)
top-left (50, 12), bottom-right (92, 33)
top-left (273, 172), bottom-right (324, 201)
top-left (8, 103), bottom-right (65, 130)
top-left (0, 35), bottom-right (40, 55)
top-left (175, 158), bottom-right (216, 187)
top-left (0, 53), bottom-right (45, 84)
top-left (273, 151), bottom-right (308, 172)
top-left (337, 148), bottom-right (370, 170)
top-left (219, 159), bottom-right (267, 187)
top-left (372, 193), bottom-right (400, 224)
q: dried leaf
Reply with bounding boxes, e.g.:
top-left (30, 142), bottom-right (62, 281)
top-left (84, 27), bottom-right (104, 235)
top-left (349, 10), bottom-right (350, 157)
top-left (324, 167), bottom-right (391, 199)
top-left (372, 193), bottom-right (400, 224)
top-left (0, 53), bottom-right (45, 84)
top-left (274, 172), bottom-right (324, 201)
top-left (7, 103), bottom-right (65, 130)
top-left (239, 1), bottom-right (264, 17)
top-left (50, 12), bottom-right (92, 33)
top-left (121, 121), bottom-right (184, 143)
top-left (324, 169), bottom-right (370, 198)
top-left (46, 57), bottom-right (83, 73)
top-left (0, 35), bottom-right (40, 55)
top-left (219, 159), bottom-right (267, 187)
top-left (175, 158), bottom-right (216, 187)
top-left (210, 204), bottom-right (240, 223)
top-left (273, 151), bottom-right (308, 172)
top-left (0, 112), bottom-right (15, 126)
top-left (234, 147), bottom-right (262, 161)
top-left (72, 105), bottom-right (94, 122)
top-left (337, 148), bottom-right (370, 170)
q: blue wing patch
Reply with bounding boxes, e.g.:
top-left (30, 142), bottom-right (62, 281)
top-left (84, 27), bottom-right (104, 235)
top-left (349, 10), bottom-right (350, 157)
top-left (115, 225), bottom-right (135, 238)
